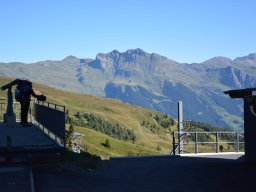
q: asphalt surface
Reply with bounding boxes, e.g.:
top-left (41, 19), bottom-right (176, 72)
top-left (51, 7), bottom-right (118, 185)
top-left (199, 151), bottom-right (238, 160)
top-left (0, 164), bottom-right (32, 192)
top-left (33, 154), bottom-right (256, 192)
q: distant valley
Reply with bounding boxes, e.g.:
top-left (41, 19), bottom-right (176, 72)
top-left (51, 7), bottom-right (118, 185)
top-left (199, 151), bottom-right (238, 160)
top-left (1, 49), bottom-right (256, 130)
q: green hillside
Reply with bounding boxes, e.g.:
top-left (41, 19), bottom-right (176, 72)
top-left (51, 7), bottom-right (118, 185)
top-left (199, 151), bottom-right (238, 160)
top-left (0, 77), bottom-right (238, 159)
top-left (0, 77), bottom-right (176, 159)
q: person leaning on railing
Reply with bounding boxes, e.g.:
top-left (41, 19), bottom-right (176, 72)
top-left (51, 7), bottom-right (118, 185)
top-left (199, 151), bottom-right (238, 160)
top-left (1, 79), bottom-right (46, 127)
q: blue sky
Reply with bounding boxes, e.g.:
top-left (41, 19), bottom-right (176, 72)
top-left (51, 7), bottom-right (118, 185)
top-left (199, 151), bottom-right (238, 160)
top-left (0, 0), bottom-right (255, 63)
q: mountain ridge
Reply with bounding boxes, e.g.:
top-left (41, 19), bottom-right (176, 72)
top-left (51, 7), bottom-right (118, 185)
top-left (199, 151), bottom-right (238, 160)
top-left (2, 49), bottom-right (256, 65)
top-left (1, 48), bottom-right (255, 130)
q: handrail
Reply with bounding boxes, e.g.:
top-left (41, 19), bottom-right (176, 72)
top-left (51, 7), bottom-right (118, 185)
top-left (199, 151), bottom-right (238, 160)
top-left (33, 101), bottom-right (66, 152)
top-left (36, 101), bottom-right (65, 111)
top-left (174, 131), bottom-right (244, 134)
top-left (0, 100), bottom-right (66, 145)
top-left (171, 131), bottom-right (244, 155)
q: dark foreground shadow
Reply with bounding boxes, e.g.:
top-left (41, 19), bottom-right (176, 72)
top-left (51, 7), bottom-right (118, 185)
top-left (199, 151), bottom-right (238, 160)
top-left (34, 154), bottom-right (256, 192)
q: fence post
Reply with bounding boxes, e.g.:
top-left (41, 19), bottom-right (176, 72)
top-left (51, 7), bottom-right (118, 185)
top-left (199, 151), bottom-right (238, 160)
top-left (216, 131), bottom-right (219, 153)
top-left (172, 132), bottom-right (176, 155)
top-left (195, 132), bottom-right (198, 154)
top-left (0, 103), bottom-right (3, 120)
top-left (178, 101), bottom-right (183, 154)
top-left (236, 132), bottom-right (239, 152)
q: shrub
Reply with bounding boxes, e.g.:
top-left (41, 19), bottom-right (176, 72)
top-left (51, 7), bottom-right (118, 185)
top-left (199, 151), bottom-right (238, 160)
top-left (105, 139), bottom-right (111, 148)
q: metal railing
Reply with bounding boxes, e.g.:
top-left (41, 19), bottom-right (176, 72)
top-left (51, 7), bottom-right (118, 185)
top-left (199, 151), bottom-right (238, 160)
top-left (171, 131), bottom-right (244, 155)
top-left (0, 100), bottom-right (66, 149)
top-left (33, 101), bottom-right (66, 146)
top-left (36, 100), bottom-right (65, 111)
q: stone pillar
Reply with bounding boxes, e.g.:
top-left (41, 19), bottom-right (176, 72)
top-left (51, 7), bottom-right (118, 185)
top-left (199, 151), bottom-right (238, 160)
top-left (4, 87), bottom-right (16, 127)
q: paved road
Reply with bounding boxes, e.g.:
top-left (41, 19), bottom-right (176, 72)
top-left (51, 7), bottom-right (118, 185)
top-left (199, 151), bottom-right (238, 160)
top-left (0, 164), bottom-right (32, 192)
top-left (34, 154), bottom-right (256, 192)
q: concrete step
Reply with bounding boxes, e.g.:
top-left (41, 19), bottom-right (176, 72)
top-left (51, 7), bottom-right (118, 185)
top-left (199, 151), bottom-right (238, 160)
top-left (32, 163), bottom-right (64, 173)
top-left (1, 152), bottom-right (64, 165)
top-left (0, 154), bottom-right (29, 164)
top-left (29, 153), bottom-right (64, 173)
top-left (29, 153), bottom-right (63, 164)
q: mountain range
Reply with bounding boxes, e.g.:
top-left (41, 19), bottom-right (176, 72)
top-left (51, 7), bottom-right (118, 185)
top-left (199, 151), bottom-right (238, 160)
top-left (1, 49), bottom-right (256, 130)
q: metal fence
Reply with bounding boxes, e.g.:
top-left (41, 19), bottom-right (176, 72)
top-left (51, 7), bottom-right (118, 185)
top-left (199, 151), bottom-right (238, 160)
top-left (172, 131), bottom-right (245, 155)
top-left (33, 101), bottom-right (66, 146)
top-left (0, 100), bottom-right (66, 147)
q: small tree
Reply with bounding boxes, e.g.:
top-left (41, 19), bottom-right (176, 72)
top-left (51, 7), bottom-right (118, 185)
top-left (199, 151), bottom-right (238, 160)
top-left (105, 139), bottom-right (111, 148)
top-left (76, 112), bottom-right (81, 119)
top-left (156, 144), bottom-right (161, 151)
top-left (219, 145), bottom-right (224, 152)
top-left (65, 109), bottom-right (69, 115)
top-left (66, 124), bottom-right (74, 146)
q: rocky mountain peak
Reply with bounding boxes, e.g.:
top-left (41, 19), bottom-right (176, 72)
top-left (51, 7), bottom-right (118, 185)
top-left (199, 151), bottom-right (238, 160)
top-left (1, 49), bottom-right (256, 130)
top-left (125, 48), bottom-right (147, 56)
top-left (200, 56), bottom-right (233, 68)
top-left (235, 53), bottom-right (256, 61)
top-left (204, 56), bottom-right (232, 64)
top-left (109, 49), bottom-right (121, 55)
top-left (62, 55), bottom-right (80, 61)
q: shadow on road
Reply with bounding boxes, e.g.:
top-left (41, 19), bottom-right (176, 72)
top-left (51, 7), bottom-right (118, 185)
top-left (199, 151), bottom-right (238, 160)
top-left (33, 154), bottom-right (256, 192)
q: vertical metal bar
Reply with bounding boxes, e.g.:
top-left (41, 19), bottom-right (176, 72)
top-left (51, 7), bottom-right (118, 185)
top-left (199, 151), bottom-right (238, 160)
top-left (195, 132), bottom-right (198, 154)
top-left (63, 105), bottom-right (66, 161)
top-left (236, 132), bottom-right (239, 152)
top-left (172, 132), bottom-right (176, 155)
top-left (1, 103), bottom-right (2, 120)
top-left (178, 101), bottom-right (183, 154)
top-left (216, 131), bottom-right (219, 153)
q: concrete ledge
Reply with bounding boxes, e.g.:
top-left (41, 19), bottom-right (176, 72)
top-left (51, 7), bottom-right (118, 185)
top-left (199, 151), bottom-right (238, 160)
top-left (110, 154), bottom-right (180, 160)
top-left (179, 152), bottom-right (244, 157)
top-left (110, 152), bottom-right (245, 160)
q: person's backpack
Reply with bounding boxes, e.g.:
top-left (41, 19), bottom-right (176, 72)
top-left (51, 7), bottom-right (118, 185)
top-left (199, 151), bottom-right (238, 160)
top-left (15, 80), bottom-right (32, 102)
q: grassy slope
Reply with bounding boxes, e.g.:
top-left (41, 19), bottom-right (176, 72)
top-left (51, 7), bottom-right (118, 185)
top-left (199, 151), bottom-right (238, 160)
top-left (1, 77), bottom-right (238, 158)
top-left (0, 77), bottom-right (175, 159)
